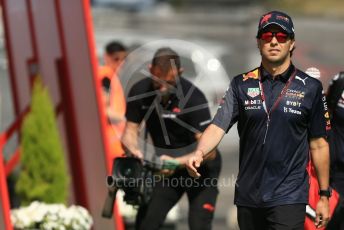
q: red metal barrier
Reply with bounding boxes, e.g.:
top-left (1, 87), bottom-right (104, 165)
top-left (0, 108), bottom-right (28, 230)
top-left (0, 0), bottom-right (125, 229)
top-left (82, 0), bottom-right (125, 229)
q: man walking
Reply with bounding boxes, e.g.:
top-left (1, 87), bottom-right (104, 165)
top-left (186, 11), bottom-right (330, 229)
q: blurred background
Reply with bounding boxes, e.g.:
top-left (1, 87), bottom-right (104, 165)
top-left (1, 0), bottom-right (344, 229)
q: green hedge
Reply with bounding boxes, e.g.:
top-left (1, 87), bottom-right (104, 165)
top-left (15, 77), bottom-right (69, 205)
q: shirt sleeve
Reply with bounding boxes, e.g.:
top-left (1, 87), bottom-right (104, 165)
top-left (185, 91), bottom-right (212, 133)
top-left (125, 85), bottom-right (144, 124)
top-left (308, 83), bottom-right (329, 138)
top-left (212, 78), bottom-right (239, 133)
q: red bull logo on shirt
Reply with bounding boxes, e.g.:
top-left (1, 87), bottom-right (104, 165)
top-left (243, 69), bottom-right (259, 81)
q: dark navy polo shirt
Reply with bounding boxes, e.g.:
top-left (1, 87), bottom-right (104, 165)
top-left (213, 64), bottom-right (328, 207)
top-left (126, 77), bottom-right (212, 157)
top-left (329, 75), bottom-right (344, 195)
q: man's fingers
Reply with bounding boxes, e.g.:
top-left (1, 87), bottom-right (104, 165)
top-left (160, 154), bottom-right (172, 161)
top-left (194, 172), bottom-right (201, 178)
top-left (133, 150), bottom-right (143, 159)
top-left (187, 167), bottom-right (201, 178)
top-left (315, 214), bottom-right (329, 228)
top-left (315, 213), bottom-right (321, 227)
top-left (186, 158), bottom-right (201, 178)
top-left (319, 217), bottom-right (329, 228)
top-left (188, 162), bottom-right (198, 174)
top-left (194, 159), bottom-right (201, 168)
top-left (161, 169), bottom-right (174, 176)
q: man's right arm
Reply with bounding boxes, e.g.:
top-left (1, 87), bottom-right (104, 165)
top-left (186, 124), bottom-right (225, 178)
top-left (121, 121), bottom-right (143, 159)
top-left (197, 124), bottom-right (226, 159)
top-left (186, 78), bottom-right (240, 177)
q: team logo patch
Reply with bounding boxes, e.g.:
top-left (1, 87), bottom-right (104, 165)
top-left (286, 100), bottom-right (302, 107)
top-left (285, 89), bottom-right (305, 100)
top-left (260, 14), bottom-right (272, 25)
top-left (276, 15), bottom-right (289, 22)
top-left (295, 76), bottom-right (308, 85)
top-left (162, 113), bottom-right (176, 119)
top-left (243, 69), bottom-right (259, 81)
top-left (247, 88), bottom-right (260, 98)
top-left (283, 107), bottom-right (302, 115)
top-left (172, 107), bottom-right (181, 113)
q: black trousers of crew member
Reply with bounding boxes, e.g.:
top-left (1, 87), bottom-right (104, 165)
top-left (237, 204), bottom-right (306, 230)
top-left (135, 152), bottom-right (221, 230)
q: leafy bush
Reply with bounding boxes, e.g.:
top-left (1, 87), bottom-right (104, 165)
top-left (15, 77), bottom-right (69, 205)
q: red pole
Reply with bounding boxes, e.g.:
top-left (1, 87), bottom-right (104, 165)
top-left (0, 0), bottom-right (28, 226)
top-left (81, 1), bottom-right (125, 229)
top-left (0, 108), bottom-right (28, 230)
top-left (54, 0), bottom-right (90, 208)
top-left (0, 134), bottom-right (13, 230)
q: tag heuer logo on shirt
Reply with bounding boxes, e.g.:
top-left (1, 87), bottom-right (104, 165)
top-left (247, 88), bottom-right (260, 98)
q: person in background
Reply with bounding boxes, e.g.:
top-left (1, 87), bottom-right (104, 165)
top-left (122, 47), bottom-right (221, 230)
top-left (98, 41), bottom-right (127, 169)
top-left (326, 71), bottom-right (344, 229)
top-left (186, 11), bottom-right (331, 230)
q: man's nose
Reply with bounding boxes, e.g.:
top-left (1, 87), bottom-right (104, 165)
top-left (270, 36), bottom-right (279, 45)
top-left (158, 76), bottom-right (171, 85)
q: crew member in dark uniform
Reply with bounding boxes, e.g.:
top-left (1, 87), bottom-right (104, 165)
top-left (122, 47), bottom-right (221, 230)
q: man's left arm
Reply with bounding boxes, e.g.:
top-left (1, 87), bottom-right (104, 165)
top-left (310, 137), bottom-right (330, 228)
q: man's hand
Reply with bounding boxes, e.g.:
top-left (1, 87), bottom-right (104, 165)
top-left (160, 155), bottom-right (178, 176)
top-left (315, 197), bottom-right (330, 228)
top-left (126, 149), bottom-right (144, 159)
top-left (186, 150), bottom-right (204, 178)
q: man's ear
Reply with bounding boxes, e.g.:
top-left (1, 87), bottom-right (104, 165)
top-left (289, 39), bottom-right (296, 52)
top-left (148, 64), bottom-right (153, 73)
top-left (178, 67), bottom-right (184, 75)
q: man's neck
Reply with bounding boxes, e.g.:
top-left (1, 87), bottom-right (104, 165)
top-left (262, 59), bottom-right (291, 79)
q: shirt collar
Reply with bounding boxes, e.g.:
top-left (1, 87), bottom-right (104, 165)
top-left (260, 63), bottom-right (295, 83)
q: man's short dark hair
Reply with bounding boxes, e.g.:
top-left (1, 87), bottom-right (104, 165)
top-left (105, 41), bottom-right (126, 55)
top-left (152, 47), bottom-right (181, 71)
